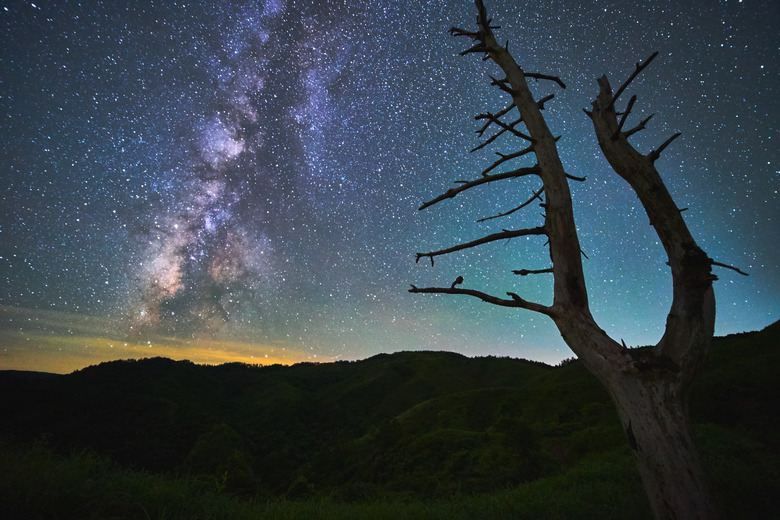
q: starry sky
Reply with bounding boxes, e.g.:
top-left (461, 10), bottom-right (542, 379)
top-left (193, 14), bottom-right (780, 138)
top-left (1, 0), bottom-right (777, 373)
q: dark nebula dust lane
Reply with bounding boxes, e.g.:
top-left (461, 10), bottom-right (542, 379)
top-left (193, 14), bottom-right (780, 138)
top-left (1, 0), bottom-right (777, 371)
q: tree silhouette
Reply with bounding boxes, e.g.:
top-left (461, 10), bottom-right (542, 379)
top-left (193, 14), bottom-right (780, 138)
top-left (411, 1), bottom-right (746, 518)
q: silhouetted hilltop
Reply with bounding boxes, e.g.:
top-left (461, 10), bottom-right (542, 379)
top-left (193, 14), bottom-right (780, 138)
top-left (1, 321), bottom-right (778, 501)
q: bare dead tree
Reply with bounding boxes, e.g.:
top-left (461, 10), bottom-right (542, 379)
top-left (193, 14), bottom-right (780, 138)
top-left (410, 2), bottom-right (746, 518)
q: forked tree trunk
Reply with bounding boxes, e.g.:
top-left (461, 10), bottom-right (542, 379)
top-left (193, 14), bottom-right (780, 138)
top-left (583, 71), bottom-right (721, 519)
top-left (411, 2), bottom-right (729, 518)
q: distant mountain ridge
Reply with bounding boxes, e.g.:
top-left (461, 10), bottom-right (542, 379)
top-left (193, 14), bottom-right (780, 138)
top-left (1, 321), bottom-right (778, 501)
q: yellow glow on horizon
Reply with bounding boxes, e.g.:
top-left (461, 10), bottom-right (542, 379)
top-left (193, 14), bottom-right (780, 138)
top-left (0, 329), bottom-right (313, 374)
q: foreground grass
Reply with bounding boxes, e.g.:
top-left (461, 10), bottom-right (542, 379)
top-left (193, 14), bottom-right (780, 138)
top-left (0, 437), bottom-right (647, 520)
top-left (2, 424), bottom-right (778, 520)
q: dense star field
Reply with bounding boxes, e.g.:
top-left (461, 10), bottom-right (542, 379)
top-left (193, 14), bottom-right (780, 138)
top-left (1, 0), bottom-right (777, 372)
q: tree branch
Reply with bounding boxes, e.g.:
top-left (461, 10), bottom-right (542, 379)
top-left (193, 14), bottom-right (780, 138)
top-left (472, 118), bottom-right (523, 151)
top-left (481, 144), bottom-right (535, 176)
top-left (408, 285), bottom-right (551, 315)
top-left (536, 94), bottom-right (555, 110)
top-left (648, 132), bottom-right (681, 162)
top-left (416, 226), bottom-right (547, 265)
top-left (449, 27), bottom-right (479, 39)
top-left (475, 112), bottom-right (515, 138)
top-left (489, 75), bottom-right (517, 95)
top-left (609, 52), bottom-right (659, 110)
top-left (475, 102), bottom-right (516, 135)
top-left (419, 165), bottom-right (541, 210)
top-left (461, 42), bottom-right (489, 56)
top-left (477, 187), bottom-right (544, 222)
top-left (615, 95), bottom-right (636, 136)
top-left (623, 114), bottom-right (654, 138)
top-left (512, 267), bottom-right (553, 276)
top-left (590, 68), bottom-right (717, 367)
top-left (711, 260), bottom-right (749, 276)
top-left (489, 117), bottom-right (533, 141)
top-left (524, 72), bottom-right (566, 89)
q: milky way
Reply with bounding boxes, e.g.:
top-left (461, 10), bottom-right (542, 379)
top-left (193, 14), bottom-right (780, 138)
top-left (129, 3), bottom-right (280, 338)
top-left (1, 0), bottom-right (778, 370)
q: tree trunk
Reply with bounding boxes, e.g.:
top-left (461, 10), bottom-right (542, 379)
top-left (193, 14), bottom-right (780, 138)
top-left (554, 314), bottom-right (718, 520)
top-left (607, 375), bottom-right (717, 520)
top-left (413, 3), bottom-right (725, 518)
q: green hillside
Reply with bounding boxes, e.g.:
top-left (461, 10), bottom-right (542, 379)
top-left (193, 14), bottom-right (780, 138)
top-left (1, 321), bottom-right (778, 519)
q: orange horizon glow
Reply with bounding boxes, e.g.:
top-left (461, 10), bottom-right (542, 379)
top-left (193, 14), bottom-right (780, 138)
top-left (0, 329), bottom-right (317, 374)
top-left (0, 305), bottom-right (318, 374)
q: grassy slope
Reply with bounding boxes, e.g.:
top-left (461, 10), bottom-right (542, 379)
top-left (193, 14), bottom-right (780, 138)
top-left (0, 321), bottom-right (778, 519)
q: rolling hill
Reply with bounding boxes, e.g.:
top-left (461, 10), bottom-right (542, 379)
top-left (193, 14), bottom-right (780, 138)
top-left (1, 321), bottom-right (778, 518)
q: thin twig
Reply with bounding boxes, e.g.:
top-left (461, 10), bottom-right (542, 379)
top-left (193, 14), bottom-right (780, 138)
top-left (609, 52), bottom-right (659, 110)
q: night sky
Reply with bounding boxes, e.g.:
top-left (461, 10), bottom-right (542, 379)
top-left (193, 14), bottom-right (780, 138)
top-left (1, 0), bottom-right (777, 373)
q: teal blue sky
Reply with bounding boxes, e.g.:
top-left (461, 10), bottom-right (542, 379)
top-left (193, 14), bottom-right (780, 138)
top-left (1, 0), bottom-right (777, 370)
